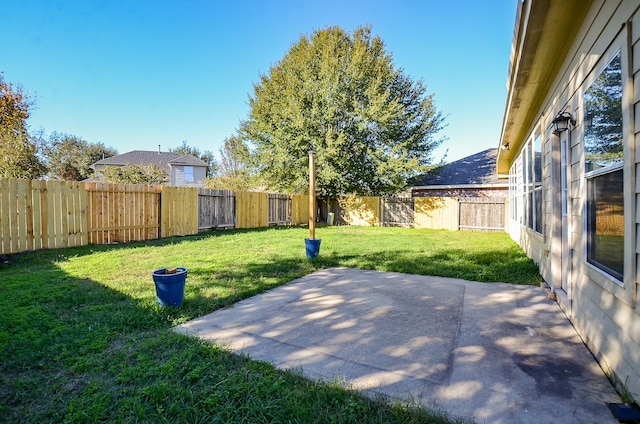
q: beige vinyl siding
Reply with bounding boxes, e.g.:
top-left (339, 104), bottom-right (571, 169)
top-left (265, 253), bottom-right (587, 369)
top-left (539, 127), bottom-right (554, 284)
top-left (555, 0), bottom-right (639, 399)
top-left (506, 0), bottom-right (640, 399)
top-left (633, 5), bottom-right (640, 312)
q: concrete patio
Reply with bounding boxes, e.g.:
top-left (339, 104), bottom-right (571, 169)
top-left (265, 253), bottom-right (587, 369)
top-left (175, 267), bottom-right (620, 423)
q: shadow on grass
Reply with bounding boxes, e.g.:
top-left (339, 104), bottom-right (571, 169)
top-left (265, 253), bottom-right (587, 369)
top-left (1, 226), bottom-right (540, 422)
top-left (0, 245), bottom-right (465, 423)
top-left (0, 226), bottom-right (284, 267)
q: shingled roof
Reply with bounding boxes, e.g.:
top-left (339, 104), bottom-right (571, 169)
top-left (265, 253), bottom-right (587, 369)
top-left (92, 150), bottom-right (207, 173)
top-left (414, 148), bottom-right (501, 187)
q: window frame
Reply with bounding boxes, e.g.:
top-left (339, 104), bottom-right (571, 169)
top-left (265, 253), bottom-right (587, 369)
top-left (585, 163), bottom-right (624, 282)
top-left (184, 166), bottom-right (194, 182)
top-left (582, 46), bottom-right (626, 284)
top-left (519, 132), bottom-right (543, 234)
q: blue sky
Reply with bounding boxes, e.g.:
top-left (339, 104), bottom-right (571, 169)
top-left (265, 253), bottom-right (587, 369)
top-left (2, 1), bottom-right (517, 164)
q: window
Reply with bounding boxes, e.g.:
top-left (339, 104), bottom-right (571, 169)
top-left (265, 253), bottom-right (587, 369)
top-left (533, 135), bottom-right (542, 233)
top-left (521, 134), bottom-right (543, 233)
top-left (586, 168), bottom-right (623, 280)
top-left (184, 166), bottom-right (194, 182)
top-left (509, 165), bottom-right (517, 221)
top-left (509, 157), bottom-right (523, 224)
top-left (584, 50), bottom-right (624, 281)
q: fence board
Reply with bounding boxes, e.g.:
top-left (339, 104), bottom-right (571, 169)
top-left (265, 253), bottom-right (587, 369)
top-left (35, 180), bottom-right (48, 249)
top-left (59, 181), bottom-right (70, 248)
top-left (9, 179), bottom-right (19, 253)
top-left (46, 180), bottom-right (59, 248)
top-left (70, 181), bottom-right (88, 246)
top-left (30, 180), bottom-right (41, 250)
top-left (0, 180), bottom-right (5, 253)
top-left (236, 191), bottom-right (268, 228)
top-left (16, 180), bottom-right (28, 252)
top-left (25, 180), bottom-right (35, 251)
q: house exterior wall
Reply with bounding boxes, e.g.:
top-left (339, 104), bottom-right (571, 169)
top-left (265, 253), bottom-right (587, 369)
top-left (506, 0), bottom-right (639, 399)
top-left (170, 165), bottom-right (207, 188)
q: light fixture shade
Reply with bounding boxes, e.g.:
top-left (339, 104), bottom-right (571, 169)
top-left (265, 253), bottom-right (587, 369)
top-left (585, 113), bottom-right (594, 128)
top-left (552, 112), bottom-right (575, 133)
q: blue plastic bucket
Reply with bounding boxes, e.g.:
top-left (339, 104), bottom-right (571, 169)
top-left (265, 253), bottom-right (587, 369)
top-left (305, 238), bottom-right (321, 259)
top-left (152, 267), bottom-right (187, 307)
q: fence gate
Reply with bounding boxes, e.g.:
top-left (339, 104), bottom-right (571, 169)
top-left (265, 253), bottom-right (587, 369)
top-left (381, 197), bottom-right (414, 227)
top-left (268, 193), bottom-right (292, 225)
top-left (458, 198), bottom-right (505, 232)
top-left (198, 189), bottom-right (235, 230)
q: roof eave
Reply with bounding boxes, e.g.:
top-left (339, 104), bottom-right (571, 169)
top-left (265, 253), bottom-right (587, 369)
top-left (497, 0), bottom-right (592, 175)
top-left (411, 183), bottom-right (509, 190)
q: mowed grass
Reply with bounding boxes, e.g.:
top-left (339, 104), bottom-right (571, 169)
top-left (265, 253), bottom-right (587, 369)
top-left (0, 226), bottom-right (540, 423)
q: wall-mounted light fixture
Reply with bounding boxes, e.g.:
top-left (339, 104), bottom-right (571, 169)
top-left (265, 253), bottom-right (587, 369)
top-left (584, 113), bottom-right (594, 129)
top-left (500, 143), bottom-right (510, 151)
top-left (552, 111), bottom-right (576, 133)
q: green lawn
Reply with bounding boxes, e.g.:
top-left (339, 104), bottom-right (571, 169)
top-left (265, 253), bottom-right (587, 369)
top-left (0, 226), bottom-right (540, 423)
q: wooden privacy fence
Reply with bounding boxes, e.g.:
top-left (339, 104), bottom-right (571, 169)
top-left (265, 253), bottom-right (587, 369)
top-left (322, 195), bottom-right (506, 232)
top-left (233, 192), bottom-right (308, 228)
top-left (162, 186), bottom-right (199, 237)
top-left (414, 197), bottom-right (459, 230)
top-left (458, 198), bottom-right (506, 232)
top-left (1, 178), bottom-right (506, 255)
top-left (0, 179), bottom-right (311, 255)
top-left (0, 179), bottom-right (87, 254)
top-left (269, 193), bottom-right (292, 225)
top-left (86, 183), bottom-right (161, 244)
top-left (382, 197), bottom-right (414, 227)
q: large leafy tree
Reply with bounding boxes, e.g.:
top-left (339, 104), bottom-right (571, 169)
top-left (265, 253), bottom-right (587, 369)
top-left (45, 132), bottom-right (118, 180)
top-left (0, 73), bottom-right (46, 179)
top-left (241, 25), bottom-right (445, 196)
top-left (102, 164), bottom-right (168, 185)
top-left (169, 140), bottom-right (217, 177)
top-left (206, 134), bottom-right (258, 191)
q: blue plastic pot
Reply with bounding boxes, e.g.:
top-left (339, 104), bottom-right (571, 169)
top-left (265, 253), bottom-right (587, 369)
top-left (152, 267), bottom-right (187, 307)
top-left (305, 238), bottom-right (321, 259)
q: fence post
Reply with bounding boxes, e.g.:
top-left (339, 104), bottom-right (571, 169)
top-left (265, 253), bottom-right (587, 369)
top-left (309, 151), bottom-right (316, 240)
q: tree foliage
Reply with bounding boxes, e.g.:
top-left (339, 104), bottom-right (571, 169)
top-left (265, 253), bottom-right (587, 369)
top-left (584, 51), bottom-right (623, 169)
top-left (0, 73), bottom-right (46, 179)
top-left (241, 25), bottom-right (445, 196)
top-left (101, 164), bottom-right (168, 185)
top-left (205, 134), bottom-right (258, 191)
top-left (169, 140), bottom-right (217, 177)
top-left (44, 132), bottom-right (118, 180)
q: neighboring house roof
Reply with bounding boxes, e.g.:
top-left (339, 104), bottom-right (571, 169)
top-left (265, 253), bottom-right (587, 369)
top-left (413, 149), bottom-right (504, 188)
top-left (91, 150), bottom-right (207, 173)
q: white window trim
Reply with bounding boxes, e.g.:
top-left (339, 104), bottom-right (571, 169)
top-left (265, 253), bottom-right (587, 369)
top-left (581, 35), bottom-right (629, 290)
